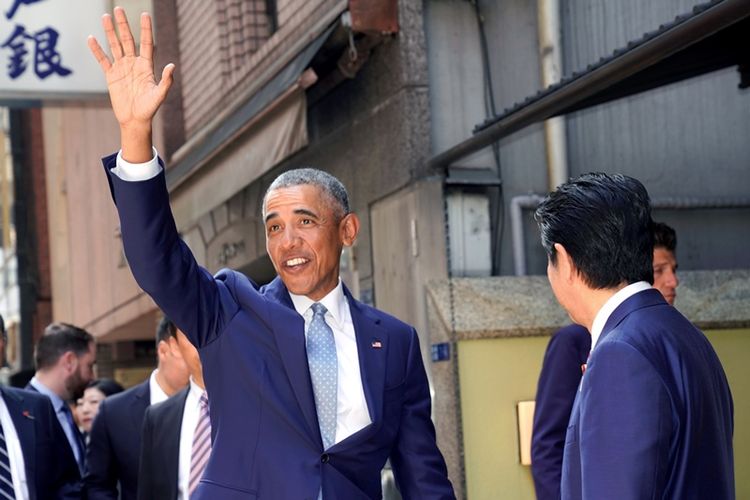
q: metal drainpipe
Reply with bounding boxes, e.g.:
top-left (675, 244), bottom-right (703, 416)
top-left (511, 195), bottom-right (750, 276)
top-left (538, 0), bottom-right (568, 190)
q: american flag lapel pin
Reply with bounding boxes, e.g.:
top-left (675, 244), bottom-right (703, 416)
top-left (22, 410), bottom-right (34, 420)
top-left (371, 339), bottom-right (382, 349)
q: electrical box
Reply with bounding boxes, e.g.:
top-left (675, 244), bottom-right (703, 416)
top-left (446, 191), bottom-right (492, 277)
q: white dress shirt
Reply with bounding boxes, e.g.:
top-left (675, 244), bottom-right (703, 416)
top-left (290, 280), bottom-right (371, 445)
top-left (0, 394), bottom-right (29, 500)
top-left (113, 150), bottom-right (373, 445)
top-left (148, 369), bottom-right (170, 405)
top-left (589, 281), bottom-right (652, 352)
top-left (177, 378), bottom-right (206, 500)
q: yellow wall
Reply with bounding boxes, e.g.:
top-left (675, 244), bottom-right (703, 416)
top-left (458, 336), bottom-right (548, 499)
top-left (704, 329), bottom-right (750, 499)
top-left (459, 328), bottom-right (749, 499)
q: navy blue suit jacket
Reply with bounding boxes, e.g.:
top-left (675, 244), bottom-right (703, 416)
top-left (532, 324), bottom-right (590, 500)
top-left (1, 386), bottom-right (81, 499)
top-left (137, 388), bottom-right (188, 500)
top-left (103, 155), bottom-right (454, 500)
top-left (561, 289), bottom-right (734, 499)
top-left (85, 379), bottom-right (151, 500)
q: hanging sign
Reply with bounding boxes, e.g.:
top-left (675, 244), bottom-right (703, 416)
top-left (0, 0), bottom-right (108, 101)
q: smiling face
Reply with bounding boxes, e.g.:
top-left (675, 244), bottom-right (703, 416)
top-left (264, 184), bottom-right (359, 301)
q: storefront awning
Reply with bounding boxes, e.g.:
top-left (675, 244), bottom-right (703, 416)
top-left (428, 0), bottom-right (750, 170)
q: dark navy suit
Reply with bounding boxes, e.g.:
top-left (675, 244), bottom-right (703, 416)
top-left (0, 386), bottom-right (81, 499)
top-left (85, 379), bottom-right (151, 500)
top-left (532, 324), bottom-right (590, 500)
top-left (137, 388), bottom-right (188, 500)
top-left (561, 289), bottom-right (734, 499)
top-left (103, 155), bottom-right (454, 500)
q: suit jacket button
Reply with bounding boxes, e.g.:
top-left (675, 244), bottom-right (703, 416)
top-left (321, 453), bottom-right (330, 463)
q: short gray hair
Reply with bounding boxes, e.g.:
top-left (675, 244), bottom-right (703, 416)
top-left (263, 168), bottom-right (350, 218)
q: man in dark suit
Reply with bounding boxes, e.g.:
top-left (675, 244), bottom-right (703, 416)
top-left (88, 8), bottom-right (454, 499)
top-left (138, 328), bottom-right (208, 499)
top-left (0, 315), bottom-right (81, 499)
top-left (534, 172), bottom-right (734, 499)
top-left (85, 317), bottom-right (189, 500)
top-left (531, 222), bottom-right (681, 499)
top-left (26, 322), bottom-right (95, 475)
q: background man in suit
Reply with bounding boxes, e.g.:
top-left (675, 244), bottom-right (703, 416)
top-left (88, 8), bottom-right (454, 498)
top-left (138, 327), bottom-right (208, 500)
top-left (534, 172), bottom-right (733, 499)
top-left (26, 322), bottom-right (95, 475)
top-left (531, 221), bottom-right (681, 499)
top-left (0, 314), bottom-right (81, 499)
top-left (85, 316), bottom-right (190, 500)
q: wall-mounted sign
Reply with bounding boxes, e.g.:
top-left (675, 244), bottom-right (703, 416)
top-left (0, 0), bottom-right (107, 101)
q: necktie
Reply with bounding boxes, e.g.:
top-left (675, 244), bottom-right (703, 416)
top-left (307, 303), bottom-right (338, 450)
top-left (189, 393), bottom-right (211, 497)
top-left (0, 420), bottom-right (16, 499)
top-left (61, 404), bottom-right (85, 472)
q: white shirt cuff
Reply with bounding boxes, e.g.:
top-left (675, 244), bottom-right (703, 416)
top-left (111, 147), bottom-right (162, 181)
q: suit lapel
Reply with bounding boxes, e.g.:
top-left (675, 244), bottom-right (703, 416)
top-left (597, 288), bottom-right (666, 347)
top-left (3, 388), bottom-right (37, 498)
top-left (346, 290), bottom-right (387, 426)
top-left (131, 380), bottom-right (150, 432)
top-left (264, 277), bottom-right (321, 445)
top-left (159, 388), bottom-right (188, 498)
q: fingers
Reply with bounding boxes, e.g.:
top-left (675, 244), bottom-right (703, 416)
top-left (157, 64), bottom-right (175, 101)
top-left (114, 6), bottom-right (136, 57)
top-left (102, 12), bottom-right (123, 60)
top-left (139, 12), bottom-right (154, 61)
top-left (87, 35), bottom-right (111, 72)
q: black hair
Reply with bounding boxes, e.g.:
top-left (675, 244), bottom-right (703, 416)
top-left (86, 378), bottom-right (124, 397)
top-left (652, 221), bottom-right (677, 253)
top-left (34, 323), bottom-right (94, 370)
top-left (156, 316), bottom-right (178, 347)
top-left (534, 172), bottom-right (654, 288)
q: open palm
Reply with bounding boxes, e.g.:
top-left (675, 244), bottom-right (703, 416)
top-left (88, 7), bottom-right (173, 129)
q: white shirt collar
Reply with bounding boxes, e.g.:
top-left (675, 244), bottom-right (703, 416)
top-left (188, 376), bottom-right (206, 401)
top-left (590, 281), bottom-right (652, 351)
top-left (288, 279), bottom-right (347, 329)
top-left (149, 369), bottom-right (169, 405)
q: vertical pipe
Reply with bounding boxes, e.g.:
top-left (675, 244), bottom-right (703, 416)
top-left (537, 0), bottom-right (569, 190)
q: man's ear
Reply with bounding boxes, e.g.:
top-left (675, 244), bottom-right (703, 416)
top-left (340, 213), bottom-right (360, 247)
top-left (62, 350), bottom-right (78, 373)
top-left (553, 243), bottom-right (577, 283)
top-left (157, 339), bottom-right (169, 361)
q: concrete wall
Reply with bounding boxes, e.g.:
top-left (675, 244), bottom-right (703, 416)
top-left (426, 270), bottom-right (750, 499)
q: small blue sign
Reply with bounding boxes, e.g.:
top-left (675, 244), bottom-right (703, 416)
top-left (431, 342), bottom-right (451, 362)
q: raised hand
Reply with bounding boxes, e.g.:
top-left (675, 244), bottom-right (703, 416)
top-left (88, 7), bottom-right (174, 162)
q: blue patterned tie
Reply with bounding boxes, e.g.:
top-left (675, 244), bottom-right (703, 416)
top-left (0, 420), bottom-right (16, 499)
top-left (307, 303), bottom-right (338, 450)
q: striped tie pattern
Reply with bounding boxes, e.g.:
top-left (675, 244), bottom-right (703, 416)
top-left (307, 303), bottom-right (338, 450)
top-left (188, 393), bottom-right (211, 497)
top-left (0, 421), bottom-right (16, 499)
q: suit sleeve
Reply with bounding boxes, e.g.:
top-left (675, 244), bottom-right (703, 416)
top-left (136, 407), bottom-right (155, 500)
top-left (531, 328), bottom-right (586, 500)
top-left (389, 329), bottom-right (455, 500)
top-left (103, 154), bottom-right (240, 347)
top-left (579, 341), bottom-right (671, 499)
top-left (84, 399), bottom-right (118, 499)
